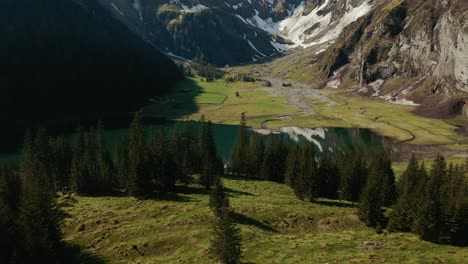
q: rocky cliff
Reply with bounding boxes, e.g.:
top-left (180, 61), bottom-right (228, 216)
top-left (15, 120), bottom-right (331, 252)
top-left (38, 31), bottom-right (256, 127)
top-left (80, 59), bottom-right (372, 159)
top-left (313, 0), bottom-right (468, 117)
top-left (99, 0), bottom-right (373, 66)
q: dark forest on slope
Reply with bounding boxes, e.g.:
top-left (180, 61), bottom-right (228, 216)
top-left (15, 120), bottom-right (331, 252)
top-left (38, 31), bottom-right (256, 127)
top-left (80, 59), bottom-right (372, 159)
top-left (0, 0), bottom-right (183, 123)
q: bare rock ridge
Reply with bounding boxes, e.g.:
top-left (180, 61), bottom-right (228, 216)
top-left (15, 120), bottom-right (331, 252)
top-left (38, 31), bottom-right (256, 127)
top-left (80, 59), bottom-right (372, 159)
top-left (100, 0), bottom-right (373, 65)
top-left (312, 0), bottom-right (467, 117)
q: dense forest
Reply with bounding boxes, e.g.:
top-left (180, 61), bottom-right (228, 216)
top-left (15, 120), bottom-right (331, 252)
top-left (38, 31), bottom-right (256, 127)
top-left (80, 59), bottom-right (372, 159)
top-left (0, 0), bottom-right (184, 149)
top-left (1, 114), bottom-right (467, 263)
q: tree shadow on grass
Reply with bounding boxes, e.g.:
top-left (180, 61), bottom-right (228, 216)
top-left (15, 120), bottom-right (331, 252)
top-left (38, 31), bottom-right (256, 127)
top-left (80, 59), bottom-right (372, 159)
top-left (233, 212), bottom-right (277, 233)
top-left (225, 187), bottom-right (254, 197)
top-left (223, 174), bottom-right (262, 182)
top-left (174, 185), bottom-right (209, 195)
top-left (61, 244), bottom-right (107, 264)
top-left (142, 191), bottom-right (195, 203)
top-left (312, 200), bottom-right (355, 208)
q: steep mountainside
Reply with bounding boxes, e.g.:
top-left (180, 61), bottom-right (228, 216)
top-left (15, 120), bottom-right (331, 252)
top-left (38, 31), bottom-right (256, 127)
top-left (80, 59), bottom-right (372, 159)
top-left (102, 0), bottom-right (374, 66)
top-left (276, 0), bottom-right (467, 117)
top-left (0, 0), bottom-right (183, 122)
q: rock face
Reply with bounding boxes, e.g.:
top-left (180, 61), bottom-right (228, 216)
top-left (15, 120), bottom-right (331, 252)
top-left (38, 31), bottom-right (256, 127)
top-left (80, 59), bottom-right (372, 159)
top-left (99, 0), bottom-right (373, 66)
top-left (312, 0), bottom-right (468, 115)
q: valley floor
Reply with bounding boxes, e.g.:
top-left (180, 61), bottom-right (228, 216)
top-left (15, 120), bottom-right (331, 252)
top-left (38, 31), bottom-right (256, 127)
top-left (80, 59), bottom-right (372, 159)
top-left (62, 177), bottom-right (468, 263)
top-left (143, 66), bottom-right (468, 160)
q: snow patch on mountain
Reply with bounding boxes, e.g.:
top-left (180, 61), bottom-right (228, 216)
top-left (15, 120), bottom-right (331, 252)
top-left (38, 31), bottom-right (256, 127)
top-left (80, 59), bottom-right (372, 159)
top-left (132, 0), bottom-right (143, 21)
top-left (181, 4), bottom-right (209, 13)
top-left (244, 0), bottom-right (374, 48)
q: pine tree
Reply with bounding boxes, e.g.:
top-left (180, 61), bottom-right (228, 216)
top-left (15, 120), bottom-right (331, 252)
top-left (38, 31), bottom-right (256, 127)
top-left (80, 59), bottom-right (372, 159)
top-left (284, 146), bottom-right (299, 187)
top-left (246, 133), bottom-right (264, 178)
top-left (358, 158), bottom-right (387, 230)
top-left (293, 143), bottom-right (318, 201)
top-left (0, 163), bottom-right (18, 263)
top-left (261, 135), bottom-right (288, 183)
top-left (128, 113), bottom-right (151, 196)
top-left (358, 154), bottom-right (395, 230)
top-left (388, 154), bottom-right (420, 231)
top-left (70, 128), bottom-right (87, 194)
top-left (199, 121), bottom-right (221, 189)
top-left (114, 136), bottom-right (130, 190)
top-left (339, 155), bottom-right (368, 203)
top-left (318, 156), bottom-right (339, 199)
top-left (48, 136), bottom-right (72, 192)
top-left (209, 178), bottom-right (242, 264)
top-left (95, 121), bottom-right (114, 194)
top-left (229, 113), bottom-right (248, 176)
top-left (413, 154), bottom-right (446, 242)
top-left (17, 130), bottom-right (62, 262)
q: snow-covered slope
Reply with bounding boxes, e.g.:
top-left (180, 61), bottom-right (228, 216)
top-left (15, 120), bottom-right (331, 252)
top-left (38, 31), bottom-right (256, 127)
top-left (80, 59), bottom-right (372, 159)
top-left (246, 0), bottom-right (375, 48)
top-left (98, 0), bottom-right (375, 65)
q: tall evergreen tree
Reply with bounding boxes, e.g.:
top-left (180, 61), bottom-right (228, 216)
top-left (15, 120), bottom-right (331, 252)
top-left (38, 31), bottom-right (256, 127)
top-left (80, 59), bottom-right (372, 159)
top-left (413, 154), bottom-right (447, 242)
top-left (388, 154), bottom-right (420, 231)
top-left (293, 143), bottom-right (318, 201)
top-left (0, 163), bottom-right (18, 263)
top-left (229, 113), bottom-right (248, 176)
top-left (358, 154), bottom-right (395, 230)
top-left (95, 121), bottom-right (114, 194)
top-left (199, 120), bottom-right (221, 189)
top-left (261, 135), bottom-right (288, 183)
top-left (17, 130), bottom-right (62, 262)
top-left (246, 133), bottom-right (264, 178)
top-left (70, 128), bottom-right (87, 194)
top-left (114, 136), bottom-right (130, 190)
top-left (284, 146), bottom-right (299, 187)
top-left (339, 155), bottom-right (367, 203)
top-left (127, 113), bottom-right (151, 196)
top-left (318, 156), bottom-right (339, 199)
top-left (48, 136), bottom-right (72, 192)
top-left (209, 178), bottom-right (242, 264)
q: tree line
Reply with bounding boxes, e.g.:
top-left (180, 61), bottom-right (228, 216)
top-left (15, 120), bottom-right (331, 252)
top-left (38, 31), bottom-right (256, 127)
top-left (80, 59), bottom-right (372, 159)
top-left (0, 113), bottom-right (232, 263)
top-left (227, 116), bottom-right (467, 246)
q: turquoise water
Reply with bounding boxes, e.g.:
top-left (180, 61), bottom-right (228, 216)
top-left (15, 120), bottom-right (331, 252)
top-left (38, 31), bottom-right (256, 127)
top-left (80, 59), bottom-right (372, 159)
top-left (0, 121), bottom-right (385, 167)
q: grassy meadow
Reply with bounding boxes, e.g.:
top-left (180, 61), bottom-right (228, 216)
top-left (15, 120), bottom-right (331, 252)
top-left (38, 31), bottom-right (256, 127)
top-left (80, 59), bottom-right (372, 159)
top-left (62, 177), bottom-right (468, 263)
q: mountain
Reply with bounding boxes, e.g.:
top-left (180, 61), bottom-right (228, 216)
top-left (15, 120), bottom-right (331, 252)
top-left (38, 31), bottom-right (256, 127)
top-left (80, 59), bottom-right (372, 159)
top-left (101, 0), bottom-right (374, 66)
top-left (313, 0), bottom-right (468, 117)
top-left (0, 0), bottom-right (183, 123)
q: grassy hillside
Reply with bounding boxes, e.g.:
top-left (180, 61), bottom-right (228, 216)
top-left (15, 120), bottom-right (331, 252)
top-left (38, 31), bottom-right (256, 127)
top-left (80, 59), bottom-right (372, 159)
top-left (62, 177), bottom-right (468, 263)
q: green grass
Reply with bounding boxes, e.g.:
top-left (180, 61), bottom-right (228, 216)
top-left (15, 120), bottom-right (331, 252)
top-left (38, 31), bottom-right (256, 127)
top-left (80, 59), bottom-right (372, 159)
top-left (143, 77), bottom-right (297, 127)
top-left (61, 177), bottom-right (468, 263)
top-left (393, 154), bottom-right (468, 179)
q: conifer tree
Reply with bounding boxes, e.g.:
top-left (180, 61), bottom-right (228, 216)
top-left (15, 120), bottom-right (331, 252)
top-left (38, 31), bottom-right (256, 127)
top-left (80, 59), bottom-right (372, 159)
top-left (388, 154), bottom-right (420, 231)
top-left (209, 178), bottom-right (242, 264)
top-left (293, 143), bottom-right (318, 201)
top-left (339, 155), bottom-right (367, 202)
top-left (48, 136), bottom-right (72, 192)
top-left (413, 154), bottom-right (447, 242)
top-left (318, 156), bottom-right (339, 199)
top-left (128, 113), bottom-right (151, 196)
top-left (95, 121), bottom-right (114, 194)
top-left (358, 158), bottom-right (387, 230)
top-left (17, 130), bottom-right (62, 262)
top-left (114, 136), bottom-right (130, 190)
top-left (229, 113), bottom-right (248, 176)
top-left (261, 135), bottom-right (288, 182)
top-left (0, 163), bottom-right (18, 263)
top-left (70, 128), bottom-right (87, 194)
top-left (246, 133), bottom-right (264, 178)
top-left (199, 120), bottom-right (221, 189)
top-left (284, 146), bottom-right (299, 187)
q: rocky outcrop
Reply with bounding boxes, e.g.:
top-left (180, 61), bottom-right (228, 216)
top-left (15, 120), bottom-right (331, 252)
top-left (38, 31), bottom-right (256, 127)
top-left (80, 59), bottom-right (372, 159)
top-left (312, 0), bottom-right (467, 115)
top-left (98, 0), bottom-right (374, 66)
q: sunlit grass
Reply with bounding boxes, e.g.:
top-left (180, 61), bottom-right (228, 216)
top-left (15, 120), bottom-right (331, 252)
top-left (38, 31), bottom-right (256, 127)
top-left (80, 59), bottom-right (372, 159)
top-left (62, 177), bottom-right (468, 263)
